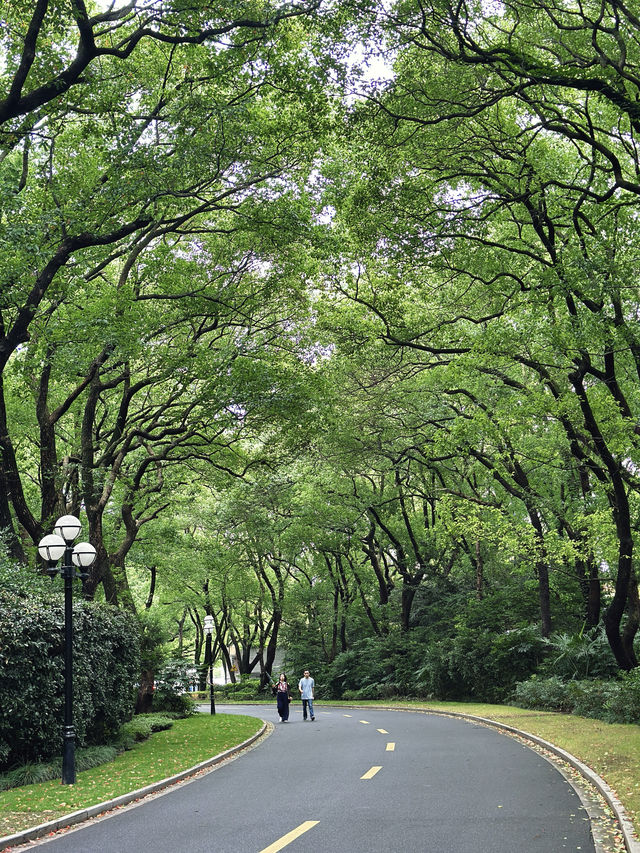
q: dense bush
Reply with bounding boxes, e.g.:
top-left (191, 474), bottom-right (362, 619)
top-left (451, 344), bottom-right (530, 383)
top-left (512, 670), bottom-right (640, 725)
top-left (600, 669), bottom-right (640, 724)
top-left (537, 630), bottom-right (618, 680)
top-left (512, 676), bottom-right (573, 712)
top-left (318, 635), bottom-right (411, 699)
top-left (0, 574), bottom-right (140, 769)
top-left (116, 714), bottom-right (174, 747)
top-left (313, 624), bottom-right (544, 703)
top-left (417, 624), bottom-right (545, 702)
top-left (215, 678), bottom-right (265, 699)
top-left (151, 659), bottom-right (197, 716)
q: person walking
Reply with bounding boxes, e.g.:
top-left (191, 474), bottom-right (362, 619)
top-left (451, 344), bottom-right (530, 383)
top-left (275, 673), bottom-right (291, 723)
top-left (298, 669), bottom-right (315, 721)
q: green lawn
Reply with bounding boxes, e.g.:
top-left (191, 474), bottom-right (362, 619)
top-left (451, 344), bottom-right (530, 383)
top-left (1, 702), bottom-right (639, 844)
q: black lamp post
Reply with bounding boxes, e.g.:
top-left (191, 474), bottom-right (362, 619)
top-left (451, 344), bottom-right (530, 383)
top-left (38, 515), bottom-right (96, 785)
top-left (203, 614), bottom-right (216, 715)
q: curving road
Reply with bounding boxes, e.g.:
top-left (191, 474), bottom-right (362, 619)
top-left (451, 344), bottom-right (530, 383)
top-left (25, 703), bottom-right (594, 852)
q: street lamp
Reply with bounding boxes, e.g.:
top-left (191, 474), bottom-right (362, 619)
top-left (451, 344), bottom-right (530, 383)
top-left (38, 515), bottom-right (96, 785)
top-left (203, 614), bottom-right (216, 715)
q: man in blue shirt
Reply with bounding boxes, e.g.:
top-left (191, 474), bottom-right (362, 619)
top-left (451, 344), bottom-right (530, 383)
top-left (298, 669), bottom-right (315, 721)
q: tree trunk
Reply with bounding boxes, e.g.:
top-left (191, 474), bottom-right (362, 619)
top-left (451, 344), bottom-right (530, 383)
top-left (135, 668), bottom-right (155, 714)
top-left (401, 582), bottom-right (417, 631)
top-left (527, 506), bottom-right (552, 637)
top-left (574, 554), bottom-right (601, 630)
top-left (0, 464), bottom-right (24, 562)
top-left (603, 526), bottom-right (636, 669)
top-left (621, 568), bottom-right (640, 669)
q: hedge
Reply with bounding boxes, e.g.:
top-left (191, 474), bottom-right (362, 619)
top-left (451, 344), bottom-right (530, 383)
top-left (512, 670), bottom-right (640, 724)
top-left (0, 583), bottom-right (140, 769)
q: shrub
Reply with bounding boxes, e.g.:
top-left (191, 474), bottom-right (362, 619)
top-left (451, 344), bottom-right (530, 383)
top-left (512, 676), bottom-right (573, 712)
top-left (119, 717), bottom-right (157, 743)
top-left (440, 624), bottom-right (546, 702)
top-left (75, 745), bottom-right (119, 771)
top-left (0, 579), bottom-right (140, 770)
top-left (0, 744), bottom-right (120, 791)
top-left (319, 636), bottom-right (405, 700)
top-left (566, 679), bottom-right (615, 719)
top-left (341, 689), bottom-right (360, 701)
top-left (227, 690), bottom-right (256, 701)
top-left (602, 669), bottom-right (640, 724)
top-left (2, 762), bottom-right (54, 788)
top-left (151, 691), bottom-right (195, 716)
top-left (216, 678), bottom-right (263, 699)
top-left (234, 678), bottom-right (263, 697)
top-left (151, 660), bottom-right (196, 717)
top-left (412, 625), bottom-right (545, 703)
top-left (512, 672), bottom-right (640, 725)
top-left (537, 629), bottom-right (618, 680)
top-left (415, 640), bottom-right (465, 699)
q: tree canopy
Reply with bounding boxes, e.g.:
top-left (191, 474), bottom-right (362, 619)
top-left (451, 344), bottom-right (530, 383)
top-left (2, 0), bottom-right (640, 702)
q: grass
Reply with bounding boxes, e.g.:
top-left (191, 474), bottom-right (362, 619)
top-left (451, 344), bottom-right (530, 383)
top-left (0, 713), bottom-right (262, 840)
top-left (1, 701), bottom-right (639, 844)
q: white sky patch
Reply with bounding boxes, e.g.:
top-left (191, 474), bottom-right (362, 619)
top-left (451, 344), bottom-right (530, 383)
top-left (352, 44), bottom-right (396, 85)
top-left (313, 205), bottom-right (336, 225)
top-left (481, 0), bottom-right (506, 15)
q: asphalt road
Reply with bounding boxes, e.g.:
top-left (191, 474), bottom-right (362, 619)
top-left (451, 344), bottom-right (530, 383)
top-left (26, 703), bottom-right (595, 853)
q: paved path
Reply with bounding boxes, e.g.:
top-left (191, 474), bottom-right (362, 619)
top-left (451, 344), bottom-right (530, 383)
top-left (22, 704), bottom-right (594, 852)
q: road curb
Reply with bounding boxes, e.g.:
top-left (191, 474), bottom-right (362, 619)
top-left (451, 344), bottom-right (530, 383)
top-left (0, 721), bottom-right (268, 852)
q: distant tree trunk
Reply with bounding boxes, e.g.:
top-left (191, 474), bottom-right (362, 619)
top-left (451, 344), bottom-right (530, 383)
top-left (145, 565), bottom-right (157, 609)
top-left (621, 568), bottom-right (640, 668)
top-left (351, 561), bottom-right (383, 636)
top-left (401, 582), bottom-right (418, 631)
top-left (527, 506), bottom-right (552, 638)
top-left (264, 611), bottom-right (281, 684)
top-left (362, 522), bottom-right (392, 605)
top-left (475, 539), bottom-right (484, 600)
top-left (135, 669), bottom-right (154, 714)
top-left (574, 553), bottom-right (601, 630)
top-left (0, 466), bottom-right (24, 562)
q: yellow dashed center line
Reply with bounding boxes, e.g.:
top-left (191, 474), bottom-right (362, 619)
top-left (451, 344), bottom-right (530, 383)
top-left (359, 720), bottom-right (370, 725)
top-left (377, 728), bottom-right (388, 734)
top-left (386, 742), bottom-right (395, 751)
top-left (259, 821), bottom-right (319, 853)
top-left (361, 766), bottom-right (382, 780)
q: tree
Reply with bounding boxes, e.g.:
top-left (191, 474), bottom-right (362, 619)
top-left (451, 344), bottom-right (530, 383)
top-left (0, 0), bottom-right (331, 597)
top-left (305, 0), bottom-right (640, 666)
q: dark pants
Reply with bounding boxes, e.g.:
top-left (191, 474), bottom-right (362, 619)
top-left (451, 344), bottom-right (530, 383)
top-left (302, 698), bottom-right (314, 720)
top-left (277, 692), bottom-right (289, 721)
